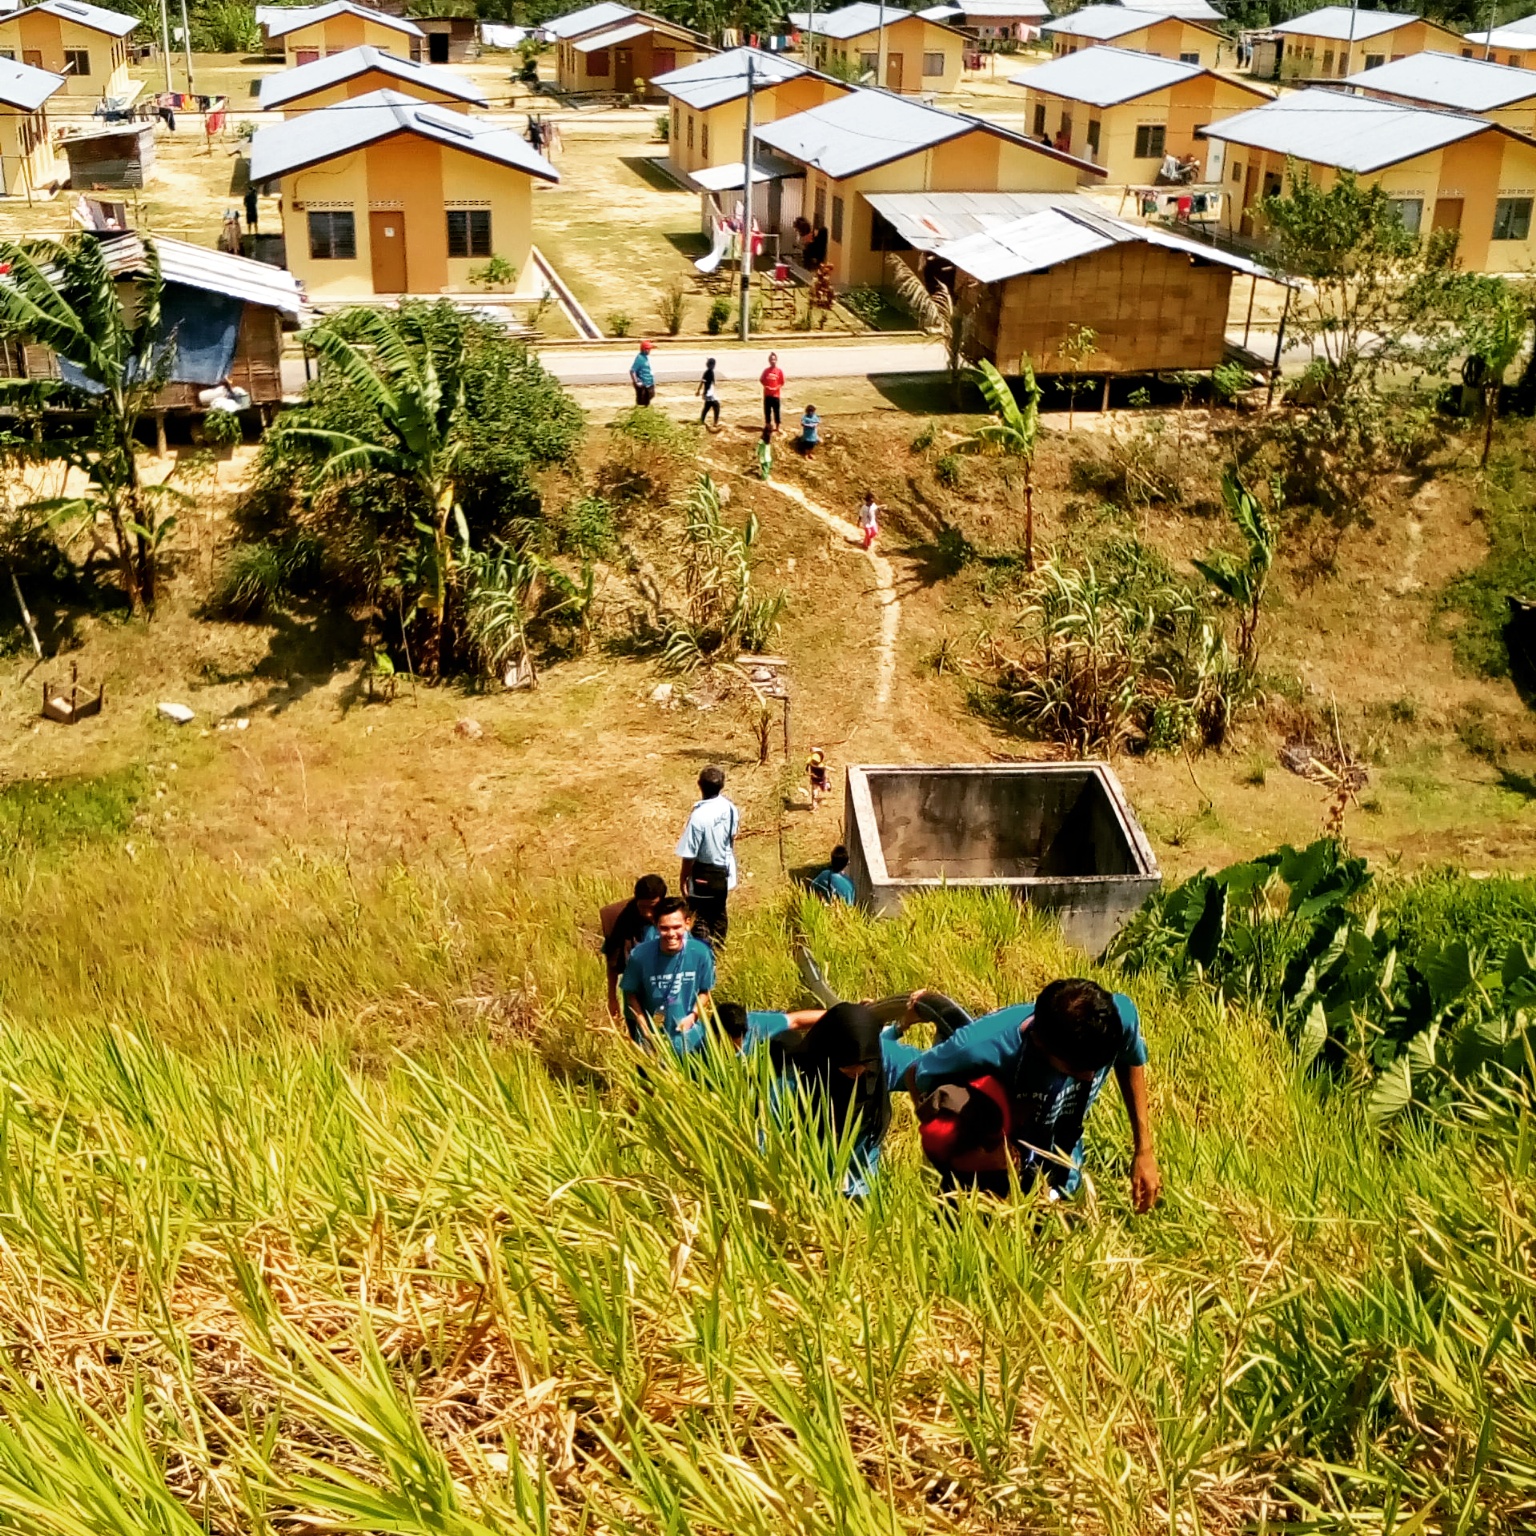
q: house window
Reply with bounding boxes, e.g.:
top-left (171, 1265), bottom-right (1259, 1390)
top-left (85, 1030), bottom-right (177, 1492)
top-left (831, 194), bottom-right (844, 242)
top-left (0, 50), bottom-right (13, 60)
top-left (653, 47), bottom-right (675, 73)
top-left (307, 210), bottom-right (356, 260)
top-left (447, 208), bottom-right (492, 258)
top-left (1133, 123), bottom-right (1165, 159)
top-left (1179, 50), bottom-right (1199, 63)
top-left (859, 50), bottom-right (877, 74)
top-left (1493, 196), bottom-right (1533, 240)
top-left (1086, 118), bottom-right (1100, 156)
top-left (1033, 102), bottom-right (1046, 136)
top-left (1321, 50), bottom-right (1333, 74)
top-left (1364, 52), bottom-right (1384, 69)
top-left (686, 114), bottom-right (693, 149)
top-left (1386, 197), bottom-right (1423, 234)
top-left (1231, 160), bottom-right (1243, 183)
top-left (588, 48), bottom-right (609, 75)
top-left (62, 48), bottom-right (90, 76)
top-left (1462, 46), bottom-right (1474, 57)
top-left (701, 123), bottom-right (708, 156)
top-left (814, 183), bottom-right (825, 230)
top-left (922, 50), bottom-right (944, 75)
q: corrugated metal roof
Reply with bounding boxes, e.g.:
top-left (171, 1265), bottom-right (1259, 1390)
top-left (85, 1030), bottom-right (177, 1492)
top-left (1345, 51), bottom-right (1536, 111)
top-left (950, 0), bottom-right (1051, 16)
top-left (692, 153), bottom-right (805, 189)
top-left (265, 1), bottom-right (422, 40)
top-left (1465, 16), bottom-right (1536, 47)
top-left (864, 189), bottom-right (1089, 246)
top-left (1042, 5), bottom-right (1187, 40)
top-left (545, 1), bottom-right (632, 39)
top-left (573, 19), bottom-right (652, 49)
top-left (5, 0), bottom-right (136, 36)
top-left (1271, 6), bottom-right (1417, 40)
top-left (0, 53), bottom-right (61, 110)
top-left (250, 89), bottom-right (559, 182)
top-left (1009, 45), bottom-right (1206, 105)
top-left (92, 231), bottom-right (306, 315)
top-left (916, 6), bottom-right (962, 19)
top-left (754, 86), bottom-right (1102, 178)
top-left (652, 47), bottom-right (809, 109)
top-left (934, 203), bottom-right (1274, 282)
top-left (811, 3), bottom-right (958, 40)
top-left (259, 44), bottom-right (487, 107)
top-left (1199, 87), bottom-right (1492, 172)
top-left (1122, 0), bottom-right (1221, 18)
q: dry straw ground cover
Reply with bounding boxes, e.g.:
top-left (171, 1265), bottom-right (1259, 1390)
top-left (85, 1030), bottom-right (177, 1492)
top-left (0, 832), bottom-right (1531, 1534)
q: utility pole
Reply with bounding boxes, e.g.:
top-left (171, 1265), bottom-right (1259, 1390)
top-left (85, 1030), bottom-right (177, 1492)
top-left (179, 0), bottom-right (194, 92)
top-left (876, 0), bottom-right (887, 88)
top-left (1483, 0), bottom-right (1496, 59)
top-left (804, 0), bottom-right (816, 72)
top-left (739, 50), bottom-right (755, 343)
top-left (1344, 0), bottom-right (1357, 78)
top-left (158, 0), bottom-right (172, 93)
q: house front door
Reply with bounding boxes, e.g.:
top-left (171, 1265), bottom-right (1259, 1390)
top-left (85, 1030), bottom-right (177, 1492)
top-left (1432, 197), bottom-right (1464, 235)
top-left (614, 46), bottom-right (634, 90)
top-left (885, 51), bottom-right (903, 91)
top-left (652, 47), bottom-right (675, 74)
top-left (1239, 163), bottom-right (1258, 236)
top-left (369, 211), bottom-right (407, 292)
top-left (428, 31), bottom-right (449, 62)
top-left (22, 50), bottom-right (41, 68)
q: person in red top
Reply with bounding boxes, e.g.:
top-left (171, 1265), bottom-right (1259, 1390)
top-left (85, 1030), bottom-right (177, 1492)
top-left (760, 351), bottom-right (785, 433)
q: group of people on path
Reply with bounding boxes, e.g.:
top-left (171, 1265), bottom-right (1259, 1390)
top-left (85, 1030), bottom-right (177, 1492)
top-left (628, 344), bottom-right (880, 547)
top-left (596, 769), bottom-right (1160, 1213)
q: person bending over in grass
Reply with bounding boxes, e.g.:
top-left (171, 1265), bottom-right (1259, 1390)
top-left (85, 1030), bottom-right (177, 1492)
top-left (620, 898), bottom-right (715, 1055)
top-left (902, 978), bottom-right (1160, 1213)
top-left (770, 1003), bottom-right (923, 1196)
top-left (600, 872), bottom-right (667, 1018)
top-left (713, 1001), bottom-right (826, 1052)
top-left (809, 843), bottom-right (854, 904)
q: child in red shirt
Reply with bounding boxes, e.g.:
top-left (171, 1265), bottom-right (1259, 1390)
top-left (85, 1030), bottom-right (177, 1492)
top-left (760, 351), bottom-right (784, 432)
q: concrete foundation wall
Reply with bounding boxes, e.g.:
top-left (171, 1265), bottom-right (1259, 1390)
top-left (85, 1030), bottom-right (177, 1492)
top-left (845, 762), bottom-right (1159, 956)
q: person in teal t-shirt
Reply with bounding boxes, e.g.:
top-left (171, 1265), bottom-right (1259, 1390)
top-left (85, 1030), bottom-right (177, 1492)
top-left (620, 898), bottom-right (715, 1054)
top-left (809, 844), bottom-right (855, 904)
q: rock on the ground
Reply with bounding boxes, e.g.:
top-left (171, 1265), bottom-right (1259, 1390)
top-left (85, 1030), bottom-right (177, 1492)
top-left (455, 717), bottom-right (484, 740)
top-left (786, 787), bottom-right (814, 810)
top-left (650, 683), bottom-right (674, 707)
top-left (157, 702), bottom-right (195, 725)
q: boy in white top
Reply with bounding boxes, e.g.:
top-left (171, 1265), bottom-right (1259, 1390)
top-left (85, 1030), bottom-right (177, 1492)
top-left (859, 491), bottom-right (880, 551)
top-left (675, 764), bottom-right (739, 948)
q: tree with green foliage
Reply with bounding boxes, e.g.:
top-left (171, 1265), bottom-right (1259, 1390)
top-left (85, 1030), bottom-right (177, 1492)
top-left (1056, 322), bottom-right (1097, 430)
top-left (1449, 274), bottom-right (1530, 467)
top-left (1192, 471), bottom-right (1278, 679)
top-left (250, 301), bottom-right (582, 676)
top-left (1255, 166), bottom-right (1466, 519)
top-left (963, 358), bottom-right (1041, 569)
top-left (0, 233), bottom-right (181, 615)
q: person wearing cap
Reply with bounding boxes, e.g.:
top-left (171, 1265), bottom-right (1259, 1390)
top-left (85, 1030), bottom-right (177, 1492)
top-left (903, 978), bottom-right (1160, 1213)
top-left (809, 844), bottom-right (854, 904)
top-left (630, 340), bottom-right (656, 407)
top-left (676, 764), bottom-right (739, 948)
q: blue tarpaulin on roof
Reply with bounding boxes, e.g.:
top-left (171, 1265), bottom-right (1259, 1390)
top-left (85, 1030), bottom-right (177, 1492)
top-left (58, 282), bottom-right (244, 393)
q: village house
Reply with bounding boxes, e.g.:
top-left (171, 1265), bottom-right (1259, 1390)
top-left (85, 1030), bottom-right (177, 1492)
top-left (1347, 52), bottom-right (1536, 138)
top-left (0, 231), bottom-right (304, 417)
top-left (1464, 15), bottom-right (1536, 70)
top-left (1118, 0), bottom-right (1222, 17)
top-left (0, 0), bottom-right (134, 104)
top-left (266, 2), bottom-right (425, 68)
top-left (656, 47), bottom-right (853, 178)
top-left (928, 202), bottom-right (1269, 379)
top-left (0, 53), bottom-right (61, 195)
top-left (1042, 6), bottom-right (1224, 70)
top-left (548, 4), bottom-right (712, 100)
top-left (259, 45), bottom-right (487, 114)
top-left (1267, 7), bottom-right (1466, 82)
top-left (912, 2), bottom-right (1050, 46)
top-left (1011, 47), bottom-right (1270, 181)
top-left (416, 16), bottom-right (479, 65)
top-left (806, 2), bottom-right (968, 95)
top-left (752, 88), bottom-right (1103, 286)
top-left (249, 89), bottom-right (558, 299)
top-left (1200, 88), bottom-right (1536, 273)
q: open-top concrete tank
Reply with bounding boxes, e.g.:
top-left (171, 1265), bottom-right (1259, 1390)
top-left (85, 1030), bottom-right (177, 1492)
top-left (843, 763), bottom-right (1160, 956)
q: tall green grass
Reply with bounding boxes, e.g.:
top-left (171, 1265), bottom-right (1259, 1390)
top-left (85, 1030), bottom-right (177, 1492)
top-left (0, 843), bottom-right (1531, 1532)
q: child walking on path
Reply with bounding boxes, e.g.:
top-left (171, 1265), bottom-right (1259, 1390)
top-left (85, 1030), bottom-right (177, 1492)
top-left (858, 491), bottom-right (880, 550)
top-left (697, 358), bottom-right (720, 429)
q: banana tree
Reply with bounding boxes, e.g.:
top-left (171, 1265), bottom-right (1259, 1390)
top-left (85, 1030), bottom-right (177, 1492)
top-left (1192, 471), bottom-right (1278, 678)
top-left (963, 357), bottom-right (1041, 569)
top-left (275, 309), bottom-right (469, 676)
top-left (0, 234), bottom-right (176, 613)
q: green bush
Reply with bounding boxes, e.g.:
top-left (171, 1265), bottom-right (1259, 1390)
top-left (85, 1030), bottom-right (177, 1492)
top-left (933, 451), bottom-right (961, 489)
top-left (706, 296), bottom-right (732, 335)
top-left (607, 312), bottom-right (632, 337)
top-left (0, 767), bottom-right (143, 855)
top-left (558, 493), bottom-right (617, 559)
top-left (199, 407), bottom-right (243, 447)
top-left (841, 287), bottom-right (884, 326)
top-left (909, 419), bottom-right (937, 454)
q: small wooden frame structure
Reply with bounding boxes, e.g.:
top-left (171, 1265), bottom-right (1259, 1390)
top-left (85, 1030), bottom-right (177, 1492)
top-left (60, 121), bottom-right (156, 190)
top-left (41, 663), bottom-right (103, 724)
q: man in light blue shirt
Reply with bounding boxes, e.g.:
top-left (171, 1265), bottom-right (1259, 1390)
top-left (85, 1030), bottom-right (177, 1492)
top-left (676, 764), bottom-right (739, 948)
top-left (620, 898), bottom-right (715, 1055)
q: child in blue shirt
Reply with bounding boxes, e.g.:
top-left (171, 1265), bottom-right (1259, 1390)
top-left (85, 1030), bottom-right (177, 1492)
top-left (797, 404), bottom-right (821, 456)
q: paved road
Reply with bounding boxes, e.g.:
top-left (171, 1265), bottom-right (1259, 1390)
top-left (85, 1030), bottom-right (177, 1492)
top-left (541, 340), bottom-right (947, 386)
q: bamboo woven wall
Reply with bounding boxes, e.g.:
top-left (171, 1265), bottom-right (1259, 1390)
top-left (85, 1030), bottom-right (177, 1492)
top-left (985, 242), bottom-right (1234, 376)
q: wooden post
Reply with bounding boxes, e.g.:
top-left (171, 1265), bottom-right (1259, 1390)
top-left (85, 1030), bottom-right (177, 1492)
top-left (1266, 284), bottom-right (1293, 410)
top-left (154, 410), bottom-right (167, 455)
top-left (1242, 272), bottom-right (1257, 350)
top-left (782, 692), bottom-right (791, 759)
top-left (1100, 374), bottom-right (1111, 412)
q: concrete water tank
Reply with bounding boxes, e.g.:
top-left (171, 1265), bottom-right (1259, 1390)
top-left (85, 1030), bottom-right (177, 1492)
top-left (843, 763), bottom-right (1160, 956)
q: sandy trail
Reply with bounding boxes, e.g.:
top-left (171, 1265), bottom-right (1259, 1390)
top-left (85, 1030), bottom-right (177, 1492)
top-left (759, 479), bottom-right (900, 713)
